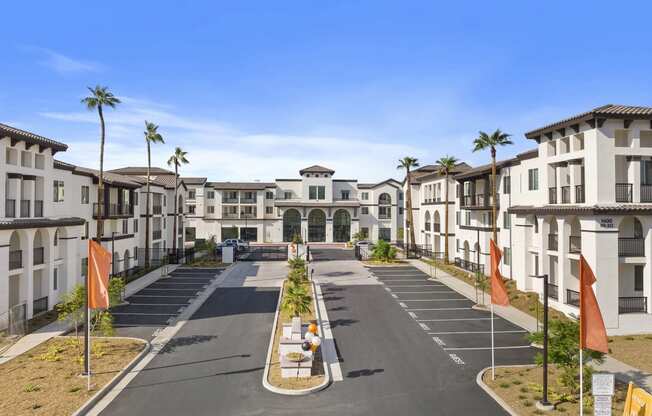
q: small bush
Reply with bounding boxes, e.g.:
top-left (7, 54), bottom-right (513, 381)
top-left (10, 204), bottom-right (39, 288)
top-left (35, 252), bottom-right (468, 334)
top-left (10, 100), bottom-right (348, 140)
top-left (371, 240), bottom-right (397, 262)
top-left (288, 257), bottom-right (306, 270)
top-left (499, 382), bottom-right (510, 389)
top-left (522, 400), bottom-right (532, 407)
top-left (23, 384), bottom-right (40, 393)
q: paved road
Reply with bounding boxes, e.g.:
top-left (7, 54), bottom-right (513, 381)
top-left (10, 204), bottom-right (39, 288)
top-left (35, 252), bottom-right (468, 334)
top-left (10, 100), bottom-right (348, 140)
top-left (309, 247), bottom-right (356, 261)
top-left (100, 261), bottom-right (516, 415)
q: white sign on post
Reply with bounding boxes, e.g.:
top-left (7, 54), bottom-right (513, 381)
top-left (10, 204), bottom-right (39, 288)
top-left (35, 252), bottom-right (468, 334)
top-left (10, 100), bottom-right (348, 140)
top-left (593, 395), bottom-right (612, 416)
top-left (592, 373), bottom-right (615, 416)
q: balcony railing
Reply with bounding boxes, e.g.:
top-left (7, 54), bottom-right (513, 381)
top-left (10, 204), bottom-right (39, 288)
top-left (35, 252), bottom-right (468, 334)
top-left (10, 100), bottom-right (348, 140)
top-left (33, 247), bottom-right (44, 265)
top-left (152, 230), bottom-right (162, 240)
top-left (93, 203), bottom-right (133, 218)
top-left (618, 237), bottom-right (644, 257)
top-left (548, 187), bottom-right (557, 204)
top-left (424, 223), bottom-right (431, 231)
top-left (561, 186), bottom-right (571, 204)
top-left (223, 197), bottom-right (239, 203)
top-left (5, 199), bottom-right (16, 218)
top-left (34, 200), bottom-right (43, 217)
top-left (575, 184), bottom-right (585, 203)
top-left (9, 250), bottom-right (22, 270)
top-left (454, 257), bottom-right (485, 275)
top-left (33, 296), bottom-right (49, 316)
top-left (240, 212), bottom-right (257, 219)
top-left (641, 185), bottom-right (652, 203)
top-left (152, 205), bottom-right (163, 215)
top-left (433, 223), bottom-right (441, 233)
top-left (379, 214), bottom-right (392, 219)
top-left (240, 197), bottom-right (257, 204)
top-left (222, 212), bottom-right (239, 219)
top-left (566, 289), bottom-right (580, 307)
top-left (569, 235), bottom-right (581, 253)
top-left (548, 234), bottom-right (558, 251)
top-left (618, 297), bottom-right (647, 314)
top-left (547, 282), bottom-right (559, 300)
top-left (20, 200), bottom-right (30, 218)
top-left (616, 183), bottom-right (633, 203)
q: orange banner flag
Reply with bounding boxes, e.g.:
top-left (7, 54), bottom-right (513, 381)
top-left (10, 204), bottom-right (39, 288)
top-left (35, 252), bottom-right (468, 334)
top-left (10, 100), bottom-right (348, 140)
top-left (88, 240), bottom-right (111, 309)
top-left (579, 255), bottom-right (609, 353)
top-left (490, 239), bottom-right (509, 306)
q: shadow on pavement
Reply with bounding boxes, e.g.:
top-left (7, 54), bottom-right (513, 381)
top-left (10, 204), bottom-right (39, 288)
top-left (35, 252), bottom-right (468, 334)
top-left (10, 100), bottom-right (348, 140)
top-left (159, 335), bottom-right (219, 354)
top-left (347, 368), bottom-right (385, 378)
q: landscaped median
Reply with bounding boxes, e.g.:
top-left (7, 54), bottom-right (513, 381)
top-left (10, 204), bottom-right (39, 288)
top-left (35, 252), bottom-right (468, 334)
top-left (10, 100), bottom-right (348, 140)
top-left (0, 336), bottom-right (148, 416)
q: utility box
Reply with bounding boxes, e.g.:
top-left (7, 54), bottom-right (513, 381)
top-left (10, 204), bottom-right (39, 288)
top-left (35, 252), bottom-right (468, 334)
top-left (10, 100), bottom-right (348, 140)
top-left (222, 246), bottom-right (234, 264)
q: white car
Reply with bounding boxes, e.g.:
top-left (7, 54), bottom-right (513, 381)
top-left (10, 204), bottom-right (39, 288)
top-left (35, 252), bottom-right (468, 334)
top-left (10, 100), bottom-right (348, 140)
top-left (223, 239), bottom-right (249, 251)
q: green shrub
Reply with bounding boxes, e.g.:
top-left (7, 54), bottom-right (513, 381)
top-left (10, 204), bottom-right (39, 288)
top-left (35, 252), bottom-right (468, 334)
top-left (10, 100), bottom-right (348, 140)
top-left (371, 240), bottom-right (397, 262)
top-left (282, 284), bottom-right (312, 317)
top-left (288, 257), bottom-right (306, 270)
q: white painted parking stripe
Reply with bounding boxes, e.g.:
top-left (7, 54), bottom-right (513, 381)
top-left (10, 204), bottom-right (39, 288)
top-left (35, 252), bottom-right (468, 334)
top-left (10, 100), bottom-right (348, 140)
top-left (408, 312), bottom-right (418, 318)
top-left (443, 345), bottom-right (531, 351)
top-left (384, 287), bottom-right (392, 292)
top-left (399, 302), bottom-right (407, 308)
top-left (392, 291), bottom-right (454, 294)
top-left (139, 288), bottom-right (198, 291)
top-left (407, 307), bottom-right (472, 311)
top-left (111, 312), bottom-right (173, 316)
top-left (417, 318), bottom-right (497, 322)
top-left (428, 330), bottom-right (527, 335)
top-left (391, 294), bottom-right (398, 298)
top-left (126, 303), bottom-right (189, 306)
top-left (130, 295), bottom-right (195, 298)
top-left (399, 299), bottom-right (468, 302)
top-left (383, 285), bottom-right (443, 287)
top-left (150, 282), bottom-right (206, 285)
top-left (419, 323), bottom-right (430, 331)
top-left (378, 279), bottom-right (431, 282)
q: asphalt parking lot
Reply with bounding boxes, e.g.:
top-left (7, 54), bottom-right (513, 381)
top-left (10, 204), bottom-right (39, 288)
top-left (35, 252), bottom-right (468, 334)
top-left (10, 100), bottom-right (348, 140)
top-left (309, 247), bottom-right (357, 261)
top-left (111, 267), bottom-right (224, 340)
top-left (367, 265), bottom-right (535, 371)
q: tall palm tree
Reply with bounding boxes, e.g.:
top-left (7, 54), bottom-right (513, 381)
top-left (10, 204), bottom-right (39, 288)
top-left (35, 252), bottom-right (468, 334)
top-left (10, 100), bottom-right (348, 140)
top-left (167, 147), bottom-right (189, 256)
top-left (435, 155), bottom-right (459, 264)
top-left (81, 86), bottom-right (121, 240)
top-left (144, 121), bottom-right (165, 268)
top-left (397, 157), bottom-right (420, 250)
top-left (472, 129), bottom-right (513, 243)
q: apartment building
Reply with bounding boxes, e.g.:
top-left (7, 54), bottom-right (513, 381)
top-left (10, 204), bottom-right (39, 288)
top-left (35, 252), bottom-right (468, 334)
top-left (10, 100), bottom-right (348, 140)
top-left (0, 123), bottom-right (185, 324)
top-left (183, 165), bottom-right (404, 244)
top-left (404, 104), bottom-right (652, 334)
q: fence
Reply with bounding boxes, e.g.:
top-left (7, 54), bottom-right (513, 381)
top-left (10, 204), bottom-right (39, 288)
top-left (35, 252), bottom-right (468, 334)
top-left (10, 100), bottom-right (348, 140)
top-left (619, 297), bottom-right (647, 314)
top-left (354, 245), bottom-right (371, 261)
top-left (0, 303), bottom-right (27, 336)
top-left (454, 257), bottom-right (485, 275)
top-left (236, 245), bottom-right (288, 261)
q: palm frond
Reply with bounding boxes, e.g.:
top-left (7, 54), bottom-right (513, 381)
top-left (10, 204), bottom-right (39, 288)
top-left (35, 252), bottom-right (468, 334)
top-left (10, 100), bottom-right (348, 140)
top-left (435, 155), bottom-right (458, 175)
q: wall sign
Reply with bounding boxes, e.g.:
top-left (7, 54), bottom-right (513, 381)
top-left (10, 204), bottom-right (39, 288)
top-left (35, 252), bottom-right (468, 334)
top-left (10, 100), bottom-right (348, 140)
top-left (599, 218), bottom-right (615, 229)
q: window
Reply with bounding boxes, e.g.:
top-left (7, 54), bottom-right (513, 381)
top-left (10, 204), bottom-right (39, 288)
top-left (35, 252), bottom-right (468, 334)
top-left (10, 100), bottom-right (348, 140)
top-left (503, 176), bottom-right (511, 194)
top-left (309, 186), bottom-right (325, 200)
top-left (266, 191), bottom-right (274, 200)
top-left (528, 169), bottom-right (539, 191)
top-left (361, 192), bottom-right (369, 200)
top-left (465, 211), bottom-right (471, 226)
top-left (361, 207), bottom-right (369, 215)
top-left (361, 227), bottom-right (369, 238)
top-left (379, 206), bottom-right (391, 219)
top-left (82, 222), bottom-right (89, 240)
top-left (163, 196), bottom-right (166, 206)
top-left (456, 239), bottom-right (459, 252)
top-left (378, 228), bottom-right (391, 241)
top-left (206, 191), bottom-right (215, 199)
top-left (81, 258), bottom-right (88, 277)
top-left (284, 191), bottom-right (292, 200)
top-left (81, 186), bottom-right (89, 204)
top-left (122, 219), bottom-right (128, 234)
top-left (641, 160), bottom-right (652, 185)
top-left (163, 218), bottom-right (166, 228)
top-left (341, 190), bottom-right (350, 200)
top-left (54, 231), bottom-right (58, 246)
top-left (188, 205), bottom-right (196, 214)
top-left (134, 192), bottom-right (138, 205)
top-left (207, 206), bottom-right (215, 214)
top-left (503, 212), bottom-right (511, 229)
top-left (53, 268), bottom-right (58, 290)
top-left (634, 266), bottom-right (644, 291)
top-left (266, 206), bottom-right (273, 214)
top-left (456, 211), bottom-right (460, 225)
top-left (399, 207), bottom-right (403, 215)
top-left (399, 193), bottom-right (403, 201)
top-left (133, 219), bottom-right (138, 233)
top-left (133, 247), bottom-right (138, 261)
top-left (503, 247), bottom-right (511, 266)
top-left (53, 180), bottom-right (64, 202)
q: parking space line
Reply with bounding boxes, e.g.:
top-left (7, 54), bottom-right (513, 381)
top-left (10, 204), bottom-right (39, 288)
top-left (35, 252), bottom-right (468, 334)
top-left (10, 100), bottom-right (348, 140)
top-left (149, 282), bottom-right (207, 285)
top-left (111, 312), bottom-right (173, 316)
top-left (443, 345), bottom-right (531, 351)
top-left (408, 312), bottom-right (418, 318)
top-left (125, 303), bottom-right (189, 306)
top-left (399, 302), bottom-right (407, 308)
top-left (138, 288), bottom-right (198, 291)
top-left (391, 291), bottom-right (453, 294)
top-left (391, 294), bottom-right (398, 298)
top-left (129, 295), bottom-right (195, 299)
top-left (417, 318), bottom-right (497, 322)
top-left (399, 299), bottom-right (468, 302)
top-left (428, 330), bottom-right (527, 335)
top-left (406, 307), bottom-right (472, 311)
top-left (383, 285), bottom-right (444, 287)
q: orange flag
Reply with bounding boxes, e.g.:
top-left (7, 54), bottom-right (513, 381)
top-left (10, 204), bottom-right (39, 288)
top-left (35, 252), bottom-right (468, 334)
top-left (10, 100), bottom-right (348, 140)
top-left (579, 255), bottom-right (609, 353)
top-left (88, 240), bottom-right (111, 309)
top-left (490, 239), bottom-right (509, 306)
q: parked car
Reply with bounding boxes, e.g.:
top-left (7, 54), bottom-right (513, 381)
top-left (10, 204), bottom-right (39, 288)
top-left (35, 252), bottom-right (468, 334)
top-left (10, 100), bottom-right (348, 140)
top-left (223, 239), bottom-right (249, 251)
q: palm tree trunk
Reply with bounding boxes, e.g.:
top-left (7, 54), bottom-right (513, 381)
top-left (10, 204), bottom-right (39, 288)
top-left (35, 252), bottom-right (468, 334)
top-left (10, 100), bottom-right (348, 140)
top-left (406, 169), bottom-right (416, 249)
top-left (145, 143), bottom-right (151, 269)
top-left (172, 164), bottom-right (178, 255)
top-left (444, 172), bottom-right (449, 264)
top-left (96, 105), bottom-right (105, 241)
top-left (491, 147), bottom-right (497, 244)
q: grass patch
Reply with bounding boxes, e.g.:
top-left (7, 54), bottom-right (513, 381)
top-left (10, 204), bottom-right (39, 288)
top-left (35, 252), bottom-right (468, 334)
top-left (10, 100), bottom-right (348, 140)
top-left (363, 259), bottom-right (406, 266)
top-left (267, 281), bottom-right (325, 390)
top-left (0, 336), bottom-right (145, 416)
top-left (483, 366), bottom-right (627, 415)
top-left (185, 256), bottom-right (227, 268)
top-left (607, 334), bottom-right (652, 373)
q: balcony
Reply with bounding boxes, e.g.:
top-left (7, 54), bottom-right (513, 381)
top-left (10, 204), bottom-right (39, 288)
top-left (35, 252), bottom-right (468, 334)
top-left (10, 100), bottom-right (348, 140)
top-left (548, 234), bottom-right (558, 251)
top-left (240, 197), bottom-right (257, 204)
top-left (152, 230), bottom-right (162, 240)
top-left (547, 282), bottom-right (559, 300)
top-left (616, 183), bottom-right (633, 203)
top-left (548, 187), bottom-right (557, 204)
top-left (5, 199), bottom-right (16, 218)
top-left (569, 235), bottom-right (581, 254)
top-left (152, 205), bottom-right (163, 215)
top-left (223, 197), bottom-right (239, 204)
top-left (34, 200), bottom-right (43, 217)
top-left (619, 297), bottom-right (648, 314)
top-left (561, 186), bottom-right (571, 204)
top-left (93, 203), bottom-right (133, 218)
top-left (433, 223), bottom-right (441, 233)
top-left (379, 214), bottom-right (392, 220)
top-left (9, 250), bottom-right (22, 270)
top-left (566, 289), bottom-right (580, 307)
top-left (20, 200), bottom-right (30, 218)
top-left (575, 184), bottom-right (585, 203)
top-left (223, 212), bottom-right (239, 219)
top-left (641, 185), bottom-right (652, 203)
top-left (33, 296), bottom-right (49, 316)
top-left (454, 257), bottom-right (485, 275)
top-left (33, 247), bottom-right (44, 265)
top-left (618, 238), bottom-right (644, 257)
top-left (240, 212), bottom-right (257, 219)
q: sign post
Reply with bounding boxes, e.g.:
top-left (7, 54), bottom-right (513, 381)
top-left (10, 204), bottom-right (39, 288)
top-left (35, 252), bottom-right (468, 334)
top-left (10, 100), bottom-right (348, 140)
top-left (592, 373), bottom-right (614, 416)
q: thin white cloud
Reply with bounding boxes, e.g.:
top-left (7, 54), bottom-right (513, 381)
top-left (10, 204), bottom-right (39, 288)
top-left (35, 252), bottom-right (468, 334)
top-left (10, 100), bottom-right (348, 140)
top-left (25, 46), bottom-right (101, 74)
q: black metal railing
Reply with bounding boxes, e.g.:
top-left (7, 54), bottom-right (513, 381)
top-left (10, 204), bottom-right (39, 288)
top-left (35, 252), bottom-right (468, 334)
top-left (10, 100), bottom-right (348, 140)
top-left (547, 283), bottom-right (559, 300)
top-left (569, 235), bottom-right (581, 253)
top-left (33, 247), bottom-right (44, 265)
top-left (20, 199), bottom-right (30, 218)
top-left (93, 203), bottom-right (133, 217)
top-left (9, 250), bottom-right (22, 269)
top-left (5, 199), bottom-right (16, 217)
top-left (575, 184), bottom-right (585, 203)
top-left (561, 186), bottom-right (571, 204)
top-left (641, 184), bottom-right (652, 203)
top-left (616, 183), bottom-right (633, 203)
top-left (33, 296), bottom-right (49, 316)
top-left (618, 297), bottom-right (647, 314)
top-left (548, 187), bottom-right (557, 204)
top-left (425, 223), bottom-right (431, 231)
top-left (566, 289), bottom-right (580, 307)
top-left (34, 200), bottom-right (43, 217)
top-left (223, 197), bottom-right (239, 203)
top-left (152, 205), bottom-right (163, 215)
top-left (548, 234), bottom-right (558, 251)
top-left (454, 257), bottom-right (485, 275)
top-left (618, 238), bottom-right (644, 257)
top-left (152, 230), bottom-right (162, 240)
top-left (240, 197), bottom-right (257, 204)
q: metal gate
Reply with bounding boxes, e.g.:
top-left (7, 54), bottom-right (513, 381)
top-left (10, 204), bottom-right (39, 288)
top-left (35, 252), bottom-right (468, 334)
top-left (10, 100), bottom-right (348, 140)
top-left (237, 245), bottom-right (288, 261)
top-left (3, 303), bottom-right (27, 337)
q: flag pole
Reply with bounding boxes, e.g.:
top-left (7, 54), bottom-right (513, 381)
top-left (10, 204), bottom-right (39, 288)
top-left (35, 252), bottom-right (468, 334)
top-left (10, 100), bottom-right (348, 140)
top-left (579, 253), bottom-right (584, 416)
top-left (579, 347), bottom-right (583, 415)
top-left (491, 302), bottom-right (495, 380)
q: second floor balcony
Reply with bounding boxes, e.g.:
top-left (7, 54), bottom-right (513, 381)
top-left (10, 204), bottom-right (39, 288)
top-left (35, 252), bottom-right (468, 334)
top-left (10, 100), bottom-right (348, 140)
top-left (9, 250), bottom-right (22, 270)
top-left (152, 229), bottom-right (162, 240)
top-left (618, 237), bottom-right (644, 257)
top-left (20, 200), bottom-right (30, 218)
top-left (642, 184), bottom-right (652, 203)
top-left (616, 183), bottom-right (633, 203)
top-left (222, 212), bottom-right (239, 219)
top-left (461, 193), bottom-right (499, 209)
top-left (5, 199), bottom-right (16, 218)
top-left (93, 203), bottom-right (133, 218)
top-left (569, 235), bottom-right (582, 253)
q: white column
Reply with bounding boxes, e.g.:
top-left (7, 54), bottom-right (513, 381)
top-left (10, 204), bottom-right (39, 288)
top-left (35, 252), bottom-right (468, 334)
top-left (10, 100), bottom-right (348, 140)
top-left (557, 218), bottom-right (568, 302)
top-left (632, 157), bottom-right (641, 203)
top-left (0, 238), bottom-right (9, 317)
top-left (24, 230), bottom-right (35, 318)
top-left (645, 224), bottom-right (652, 315)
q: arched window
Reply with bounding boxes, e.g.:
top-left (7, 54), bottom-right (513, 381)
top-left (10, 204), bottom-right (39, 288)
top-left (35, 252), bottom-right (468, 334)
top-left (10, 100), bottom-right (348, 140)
top-left (378, 193), bottom-right (391, 205)
top-left (424, 211), bottom-right (431, 231)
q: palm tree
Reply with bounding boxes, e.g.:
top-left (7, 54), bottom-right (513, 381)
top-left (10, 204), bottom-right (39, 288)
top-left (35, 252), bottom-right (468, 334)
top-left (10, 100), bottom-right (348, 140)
top-left (472, 129), bottom-right (513, 243)
top-left (81, 86), bottom-right (121, 240)
top-left (435, 155), bottom-right (459, 264)
top-left (397, 157), bottom-right (420, 250)
top-left (143, 121), bottom-right (165, 268)
top-left (167, 147), bottom-right (189, 257)
top-left (282, 284), bottom-right (312, 317)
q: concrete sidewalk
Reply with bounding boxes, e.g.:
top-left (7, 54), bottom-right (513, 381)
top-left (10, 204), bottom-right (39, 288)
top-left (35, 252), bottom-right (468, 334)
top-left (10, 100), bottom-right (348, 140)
top-left (407, 258), bottom-right (652, 390)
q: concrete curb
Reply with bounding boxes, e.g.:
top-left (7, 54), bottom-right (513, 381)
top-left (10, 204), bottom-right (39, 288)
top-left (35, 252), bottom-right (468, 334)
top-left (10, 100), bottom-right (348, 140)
top-left (262, 279), bottom-right (331, 395)
top-left (476, 364), bottom-right (536, 416)
top-left (71, 337), bottom-right (151, 416)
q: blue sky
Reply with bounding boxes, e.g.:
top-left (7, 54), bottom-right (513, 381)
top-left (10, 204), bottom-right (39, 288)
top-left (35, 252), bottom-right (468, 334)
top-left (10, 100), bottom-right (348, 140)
top-left (2, 1), bottom-right (651, 182)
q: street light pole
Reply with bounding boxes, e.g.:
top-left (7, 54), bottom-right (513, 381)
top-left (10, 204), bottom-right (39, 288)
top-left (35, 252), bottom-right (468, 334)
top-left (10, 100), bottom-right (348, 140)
top-left (533, 273), bottom-right (553, 412)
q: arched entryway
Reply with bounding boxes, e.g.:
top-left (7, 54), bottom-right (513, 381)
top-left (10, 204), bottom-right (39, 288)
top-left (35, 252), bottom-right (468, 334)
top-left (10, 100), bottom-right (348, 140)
top-left (333, 209), bottom-right (351, 242)
top-left (283, 209), bottom-right (302, 242)
top-left (308, 209), bottom-right (326, 242)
